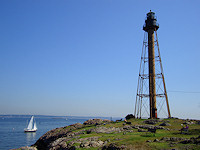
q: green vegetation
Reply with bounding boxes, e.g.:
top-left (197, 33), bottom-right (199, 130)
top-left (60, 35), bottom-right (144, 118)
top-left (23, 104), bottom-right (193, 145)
top-left (67, 118), bottom-right (200, 149)
top-left (27, 118), bottom-right (200, 150)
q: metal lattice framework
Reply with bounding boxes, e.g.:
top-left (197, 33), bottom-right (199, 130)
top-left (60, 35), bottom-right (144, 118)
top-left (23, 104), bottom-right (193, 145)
top-left (134, 31), bottom-right (171, 119)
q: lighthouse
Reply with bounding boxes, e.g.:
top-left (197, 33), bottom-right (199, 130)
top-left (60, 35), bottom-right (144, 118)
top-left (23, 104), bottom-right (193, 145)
top-left (134, 11), bottom-right (171, 119)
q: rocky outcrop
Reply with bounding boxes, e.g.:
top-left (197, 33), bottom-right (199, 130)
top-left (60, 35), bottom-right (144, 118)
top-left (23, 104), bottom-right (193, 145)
top-left (34, 120), bottom-right (127, 150)
top-left (69, 123), bottom-right (83, 128)
top-left (102, 143), bottom-right (127, 150)
top-left (79, 137), bottom-right (105, 148)
top-left (103, 119), bottom-right (112, 123)
top-left (34, 118), bottom-right (174, 150)
top-left (147, 137), bottom-right (188, 143)
top-left (83, 119), bottom-right (103, 125)
top-left (148, 136), bottom-right (200, 148)
top-left (87, 126), bottom-right (122, 134)
top-left (143, 119), bottom-right (160, 125)
top-left (12, 146), bottom-right (37, 150)
top-left (132, 124), bottom-right (170, 131)
top-left (16, 118), bottom-right (200, 150)
top-left (180, 136), bottom-right (200, 144)
top-left (83, 119), bottom-right (112, 126)
top-left (34, 123), bottom-right (86, 149)
top-left (138, 129), bottom-right (146, 132)
top-left (159, 122), bottom-right (171, 126)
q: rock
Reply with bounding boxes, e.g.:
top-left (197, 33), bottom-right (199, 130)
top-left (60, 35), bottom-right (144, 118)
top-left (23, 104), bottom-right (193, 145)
top-left (75, 137), bottom-right (105, 148)
top-left (89, 140), bottom-right (104, 147)
top-left (86, 130), bottom-right (92, 134)
top-left (146, 140), bottom-right (152, 142)
top-left (87, 126), bottom-right (122, 134)
top-left (13, 146), bottom-right (37, 150)
top-left (60, 141), bottom-right (68, 149)
top-left (160, 137), bottom-right (170, 141)
top-left (83, 119), bottom-right (103, 125)
top-left (144, 119), bottom-right (160, 125)
top-left (169, 144), bottom-right (175, 147)
top-left (89, 141), bottom-right (99, 147)
top-left (49, 145), bottom-right (59, 150)
top-left (76, 136), bottom-right (99, 143)
top-left (183, 122), bottom-right (189, 125)
top-left (69, 123), bottom-right (83, 129)
top-left (170, 137), bottom-right (185, 142)
top-left (103, 119), bottom-right (112, 123)
top-left (80, 141), bottom-right (90, 148)
top-left (33, 124), bottom-right (87, 150)
top-left (160, 137), bottom-right (188, 143)
top-left (138, 129), bottom-right (146, 132)
top-left (103, 141), bottom-right (108, 145)
top-left (68, 146), bottom-right (76, 150)
top-left (126, 122), bottom-right (132, 125)
top-left (138, 125), bottom-right (154, 129)
top-left (119, 145), bottom-right (127, 149)
top-left (132, 124), bottom-right (169, 131)
top-left (102, 143), bottom-right (127, 150)
top-left (56, 141), bottom-right (67, 149)
top-left (132, 125), bottom-right (139, 129)
top-left (153, 139), bottom-right (159, 142)
top-left (49, 137), bottom-right (68, 149)
top-left (133, 125), bottom-right (151, 129)
top-left (123, 125), bottom-right (132, 130)
top-left (180, 139), bottom-right (191, 144)
top-left (165, 128), bottom-right (170, 131)
top-left (125, 114), bottom-right (135, 120)
top-left (67, 141), bottom-right (75, 148)
top-left (180, 136), bottom-right (200, 144)
top-left (34, 126), bottom-right (75, 149)
top-left (106, 139), bottom-right (111, 142)
top-left (98, 140), bottom-right (104, 146)
top-left (155, 126), bottom-right (169, 130)
top-left (159, 122), bottom-right (171, 126)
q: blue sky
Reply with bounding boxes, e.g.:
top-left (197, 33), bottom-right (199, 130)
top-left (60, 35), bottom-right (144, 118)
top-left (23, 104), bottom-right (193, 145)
top-left (0, 0), bottom-right (200, 119)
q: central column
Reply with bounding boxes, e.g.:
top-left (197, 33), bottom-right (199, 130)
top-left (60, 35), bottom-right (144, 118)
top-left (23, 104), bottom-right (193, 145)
top-left (148, 29), bottom-right (157, 118)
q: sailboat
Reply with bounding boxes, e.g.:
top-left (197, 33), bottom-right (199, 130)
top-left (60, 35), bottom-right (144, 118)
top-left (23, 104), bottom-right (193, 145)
top-left (24, 116), bottom-right (37, 132)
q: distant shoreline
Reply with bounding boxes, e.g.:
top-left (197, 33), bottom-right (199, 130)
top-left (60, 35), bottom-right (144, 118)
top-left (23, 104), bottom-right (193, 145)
top-left (0, 114), bottom-right (121, 121)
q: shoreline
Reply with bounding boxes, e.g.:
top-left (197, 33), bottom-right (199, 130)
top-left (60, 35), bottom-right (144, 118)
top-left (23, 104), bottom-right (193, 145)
top-left (15, 118), bottom-right (200, 150)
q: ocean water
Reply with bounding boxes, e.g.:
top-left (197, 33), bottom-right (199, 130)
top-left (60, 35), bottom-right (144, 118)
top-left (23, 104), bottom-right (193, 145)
top-left (0, 115), bottom-right (117, 150)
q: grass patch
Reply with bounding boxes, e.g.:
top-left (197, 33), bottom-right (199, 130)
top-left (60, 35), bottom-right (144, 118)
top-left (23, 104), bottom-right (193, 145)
top-left (59, 118), bottom-right (200, 150)
top-left (149, 142), bottom-right (170, 150)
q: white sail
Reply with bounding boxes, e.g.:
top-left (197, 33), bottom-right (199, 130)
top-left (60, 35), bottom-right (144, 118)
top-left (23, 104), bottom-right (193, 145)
top-left (33, 121), bottom-right (37, 130)
top-left (27, 116), bottom-right (34, 130)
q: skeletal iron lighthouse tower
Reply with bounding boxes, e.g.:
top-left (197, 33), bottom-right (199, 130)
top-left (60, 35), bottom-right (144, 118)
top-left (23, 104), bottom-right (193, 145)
top-left (134, 11), bottom-right (171, 119)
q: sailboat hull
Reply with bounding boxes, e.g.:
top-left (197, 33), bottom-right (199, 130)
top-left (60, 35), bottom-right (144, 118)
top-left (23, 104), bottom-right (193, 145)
top-left (24, 128), bottom-right (37, 132)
